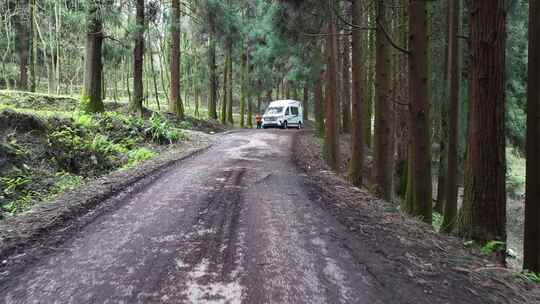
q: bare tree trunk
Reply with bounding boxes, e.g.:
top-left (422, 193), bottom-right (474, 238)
top-left (373, 0), bottom-right (394, 200)
top-left (408, 0), bottom-right (432, 223)
top-left (363, 7), bottom-right (374, 148)
top-left (82, 0), bottom-right (104, 113)
top-left (169, 0), bottom-right (184, 118)
top-left (314, 71), bottom-right (325, 137)
top-left (524, 0), bottom-right (540, 273)
top-left (125, 57), bottom-right (132, 103)
top-left (395, 0), bottom-right (409, 199)
top-left (30, 0), bottom-right (37, 91)
top-left (16, 0), bottom-right (30, 90)
top-left (349, 0), bottom-right (365, 187)
top-left (54, 0), bottom-right (61, 94)
top-left (221, 53), bottom-right (229, 124)
top-left (458, 0), bottom-right (506, 255)
top-left (227, 43), bottom-right (234, 124)
top-left (441, 0), bottom-right (461, 233)
top-left (302, 85), bottom-right (309, 121)
top-left (150, 45), bottom-right (160, 111)
top-left (324, 10), bottom-right (339, 170)
top-left (240, 44), bottom-right (247, 127)
top-left (208, 35), bottom-right (218, 119)
top-left (341, 4), bottom-right (351, 134)
top-left (132, 0), bottom-right (145, 115)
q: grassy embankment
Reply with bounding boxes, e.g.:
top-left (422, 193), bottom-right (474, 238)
top-left (0, 90), bottom-right (223, 218)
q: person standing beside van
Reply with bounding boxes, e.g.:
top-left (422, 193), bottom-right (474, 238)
top-left (256, 113), bottom-right (263, 129)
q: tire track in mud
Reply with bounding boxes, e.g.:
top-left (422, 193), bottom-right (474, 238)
top-left (168, 167), bottom-right (247, 303)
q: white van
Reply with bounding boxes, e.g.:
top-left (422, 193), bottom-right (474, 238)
top-left (262, 100), bottom-right (304, 129)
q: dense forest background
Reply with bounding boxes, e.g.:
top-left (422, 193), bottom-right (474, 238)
top-left (1, 0), bottom-right (539, 276)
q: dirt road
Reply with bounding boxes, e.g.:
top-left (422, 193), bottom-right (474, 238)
top-left (0, 130), bottom-right (534, 303)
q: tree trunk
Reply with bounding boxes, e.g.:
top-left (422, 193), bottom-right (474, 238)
top-left (169, 0), bottom-right (184, 118)
top-left (314, 71), bottom-right (325, 136)
top-left (82, 0), bottom-right (104, 113)
top-left (341, 7), bottom-right (351, 134)
top-left (408, 0), bottom-right (432, 223)
top-left (302, 85), bottom-right (309, 121)
top-left (524, 0), bottom-right (540, 273)
top-left (441, 0), bottom-right (460, 233)
top-left (150, 45), bottom-right (160, 111)
top-left (30, 0), bottom-right (37, 91)
top-left (458, 0), bottom-right (506, 253)
top-left (125, 57), bottom-right (132, 103)
top-left (227, 42), bottom-right (234, 124)
top-left (373, 0), bottom-right (394, 200)
top-left (363, 8), bottom-right (374, 148)
top-left (395, 0), bottom-right (409, 199)
top-left (208, 34), bottom-right (218, 119)
top-left (349, 0), bottom-right (365, 187)
top-left (221, 52), bottom-right (229, 124)
top-left (240, 45), bottom-right (247, 128)
top-left (54, 0), bottom-right (61, 94)
top-left (16, 0), bottom-right (30, 90)
top-left (324, 12), bottom-right (339, 170)
top-left (132, 0), bottom-right (145, 115)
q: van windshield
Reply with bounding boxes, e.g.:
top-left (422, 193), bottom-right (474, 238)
top-left (265, 107), bottom-right (283, 115)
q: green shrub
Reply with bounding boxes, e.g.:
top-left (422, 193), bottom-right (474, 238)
top-left (2, 190), bottom-right (38, 214)
top-left (0, 175), bottom-right (37, 215)
top-left (125, 148), bottom-right (157, 168)
top-left (481, 240), bottom-right (505, 256)
top-left (73, 112), bottom-right (96, 129)
top-left (178, 120), bottom-right (193, 130)
top-left (50, 172), bottom-right (84, 195)
top-left (146, 113), bottom-right (184, 144)
top-left (519, 270), bottom-right (540, 283)
top-left (432, 212), bottom-right (443, 231)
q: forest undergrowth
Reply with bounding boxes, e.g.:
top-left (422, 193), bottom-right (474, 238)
top-left (0, 90), bottom-right (224, 218)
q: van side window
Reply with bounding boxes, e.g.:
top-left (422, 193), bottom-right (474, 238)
top-left (285, 107), bottom-right (290, 115)
top-left (291, 107), bottom-right (299, 116)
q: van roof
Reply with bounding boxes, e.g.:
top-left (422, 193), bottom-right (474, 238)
top-left (269, 100), bottom-right (301, 106)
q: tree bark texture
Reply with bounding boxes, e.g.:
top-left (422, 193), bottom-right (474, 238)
top-left (458, 0), bottom-right (506, 249)
top-left (441, 0), bottom-right (460, 234)
top-left (341, 12), bottom-right (351, 134)
top-left (524, 0), bottom-right (540, 272)
top-left (374, 0), bottom-right (394, 201)
top-left (16, 0), bottom-right (30, 90)
top-left (408, 0), bottom-right (432, 223)
top-left (169, 0), bottom-right (184, 118)
top-left (82, 0), bottom-right (104, 113)
top-left (324, 13), bottom-right (339, 170)
top-left (132, 0), bottom-right (145, 115)
top-left (349, 0), bottom-right (365, 187)
top-left (208, 36), bottom-right (218, 119)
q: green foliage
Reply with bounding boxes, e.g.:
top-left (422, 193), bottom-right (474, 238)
top-left (178, 120), bottom-right (194, 130)
top-left (481, 240), bottom-right (505, 256)
top-left (505, 1), bottom-right (529, 153)
top-left (518, 270), bottom-right (540, 284)
top-left (432, 212), bottom-right (443, 231)
top-left (506, 148), bottom-right (526, 199)
top-left (125, 148), bottom-right (157, 168)
top-left (50, 172), bottom-right (84, 194)
top-left (1, 176), bottom-right (32, 196)
top-left (146, 113), bottom-right (184, 144)
top-left (1, 175), bottom-right (36, 214)
top-left (73, 112), bottom-right (97, 128)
